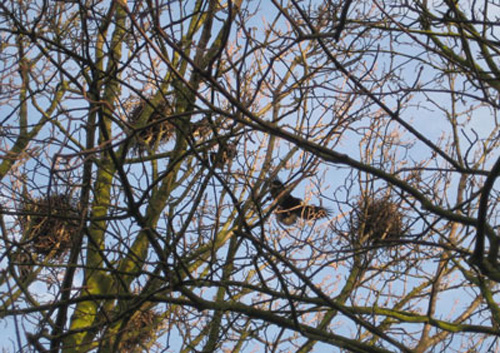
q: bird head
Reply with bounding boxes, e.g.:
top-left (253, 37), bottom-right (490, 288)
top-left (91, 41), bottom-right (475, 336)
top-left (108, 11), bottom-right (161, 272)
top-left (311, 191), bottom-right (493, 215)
top-left (270, 179), bottom-right (286, 199)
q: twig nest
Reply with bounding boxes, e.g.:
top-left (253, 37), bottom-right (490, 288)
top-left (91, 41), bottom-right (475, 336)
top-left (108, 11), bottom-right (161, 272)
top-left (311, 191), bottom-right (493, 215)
top-left (351, 196), bottom-right (404, 245)
top-left (127, 97), bottom-right (175, 154)
top-left (19, 194), bottom-right (79, 259)
top-left (208, 140), bottom-right (237, 169)
top-left (119, 309), bottom-right (162, 353)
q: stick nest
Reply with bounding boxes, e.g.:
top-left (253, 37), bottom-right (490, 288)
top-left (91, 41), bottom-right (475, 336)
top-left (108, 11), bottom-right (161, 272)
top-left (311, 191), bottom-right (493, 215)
top-left (351, 196), bottom-right (404, 245)
top-left (19, 194), bottom-right (79, 259)
top-left (127, 98), bottom-right (175, 154)
top-left (119, 309), bottom-right (162, 353)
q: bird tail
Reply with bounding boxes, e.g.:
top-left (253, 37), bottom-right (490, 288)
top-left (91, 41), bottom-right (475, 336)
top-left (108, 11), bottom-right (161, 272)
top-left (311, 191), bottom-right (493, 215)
top-left (298, 205), bottom-right (331, 220)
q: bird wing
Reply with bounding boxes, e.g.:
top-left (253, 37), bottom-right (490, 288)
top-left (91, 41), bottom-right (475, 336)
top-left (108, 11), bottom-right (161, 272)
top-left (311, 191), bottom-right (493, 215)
top-left (270, 180), bottom-right (330, 225)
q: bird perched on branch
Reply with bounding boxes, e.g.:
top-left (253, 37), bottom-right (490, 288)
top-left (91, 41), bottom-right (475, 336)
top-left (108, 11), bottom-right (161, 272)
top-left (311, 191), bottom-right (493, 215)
top-left (270, 179), bottom-right (330, 225)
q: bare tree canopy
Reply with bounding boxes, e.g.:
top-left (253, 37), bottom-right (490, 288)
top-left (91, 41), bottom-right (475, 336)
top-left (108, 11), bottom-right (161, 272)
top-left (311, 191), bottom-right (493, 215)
top-left (1, 1), bottom-right (500, 352)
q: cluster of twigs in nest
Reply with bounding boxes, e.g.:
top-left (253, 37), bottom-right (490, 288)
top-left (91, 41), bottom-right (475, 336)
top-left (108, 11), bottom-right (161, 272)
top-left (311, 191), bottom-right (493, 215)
top-left (207, 140), bottom-right (238, 170)
top-left (119, 309), bottom-right (162, 353)
top-left (19, 194), bottom-right (79, 259)
top-left (351, 196), bottom-right (404, 246)
top-left (127, 98), bottom-right (176, 154)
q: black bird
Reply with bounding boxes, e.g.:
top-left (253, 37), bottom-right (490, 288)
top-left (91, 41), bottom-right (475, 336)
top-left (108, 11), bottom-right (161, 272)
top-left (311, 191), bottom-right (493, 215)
top-left (270, 179), bottom-right (330, 225)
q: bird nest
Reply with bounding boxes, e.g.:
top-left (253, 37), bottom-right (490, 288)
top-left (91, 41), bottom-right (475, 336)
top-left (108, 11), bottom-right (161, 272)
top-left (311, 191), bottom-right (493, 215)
top-left (207, 140), bottom-right (238, 170)
top-left (19, 194), bottom-right (79, 259)
top-left (119, 309), bottom-right (162, 353)
top-left (351, 196), bottom-right (404, 245)
top-left (127, 97), bottom-right (175, 154)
